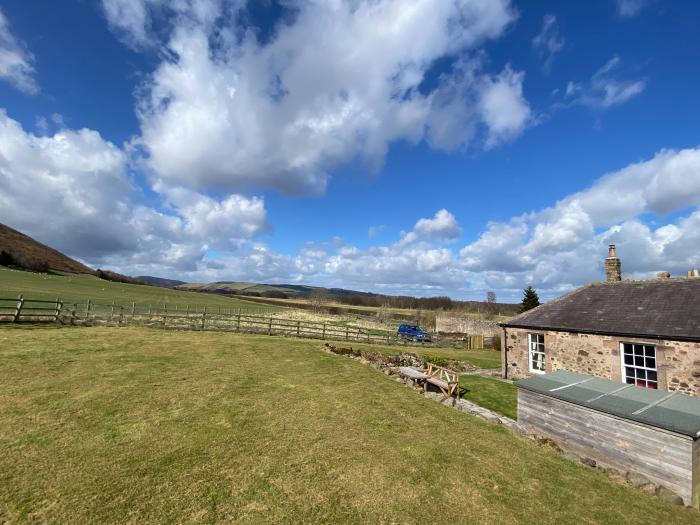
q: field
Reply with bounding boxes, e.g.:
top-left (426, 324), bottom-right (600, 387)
top-left (1, 326), bottom-right (697, 524)
top-left (0, 267), bottom-right (280, 312)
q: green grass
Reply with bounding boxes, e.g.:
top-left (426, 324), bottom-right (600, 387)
top-left (0, 327), bottom-right (697, 524)
top-left (460, 375), bottom-right (518, 420)
top-left (0, 267), bottom-right (280, 312)
top-left (363, 342), bottom-right (502, 369)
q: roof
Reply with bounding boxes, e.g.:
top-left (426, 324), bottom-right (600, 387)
top-left (501, 278), bottom-right (700, 341)
top-left (516, 370), bottom-right (700, 438)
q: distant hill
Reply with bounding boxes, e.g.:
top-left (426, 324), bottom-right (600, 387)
top-left (0, 223), bottom-right (95, 274)
top-left (176, 281), bottom-right (376, 299)
top-left (137, 276), bottom-right (187, 288)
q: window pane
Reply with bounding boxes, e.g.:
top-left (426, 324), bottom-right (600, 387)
top-left (648, 370), bottom-right (657, 381)
top-left (635, 355), bottom-right (644, 366)
top-left (624, 354), bottom-right (633, 365)
top-left (645, 357), bottom-right (655, 368)
top-left (626, 377), bottom-right (635, 384)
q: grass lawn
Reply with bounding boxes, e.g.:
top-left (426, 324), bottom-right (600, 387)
top-left (0, 327), bottom-right (697, 524)
top-left (460, 375), bottom-right (518, 420)
top-left (0, 267), bottom-right (280, 313)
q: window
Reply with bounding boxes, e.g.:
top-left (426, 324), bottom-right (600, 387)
top-left (621, 343), bottom-right (657, 389)
top-left (528, 333), bottom-right (545, 373)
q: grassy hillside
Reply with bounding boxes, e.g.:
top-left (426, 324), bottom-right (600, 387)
top-left (0, 267), bottom-right (280, 312)
top-left (0, 223), bottom-right (94, 274)
top-left (0, 326), bottom-right (696, 523)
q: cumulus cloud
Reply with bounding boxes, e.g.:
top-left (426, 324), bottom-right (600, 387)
top-left (120, 0), bottom-right (523, 195)
top-left (459, 146), bottom-right (700, 294)
top-left (398, 209), bottom-right (463, 246)
top-left (565, 56), bottom-right (646, 110)
top-left (532, 14), bottom-right (564, 74)
top-left (0, 8), bottom-right (37, 94)
top-left (0, 110), bottom-right (268, 271)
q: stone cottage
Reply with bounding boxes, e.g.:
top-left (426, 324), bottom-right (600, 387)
top-left (500, 246), bottom-right (700, 396)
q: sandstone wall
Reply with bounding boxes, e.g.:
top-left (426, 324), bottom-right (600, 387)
top-left (503, 326), bottom-right (700, 396)
top-left (435, 314), bottom-right (500, 336)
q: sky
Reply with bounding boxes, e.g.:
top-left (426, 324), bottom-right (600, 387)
top-left (0, 0), bottom-right (699, 301)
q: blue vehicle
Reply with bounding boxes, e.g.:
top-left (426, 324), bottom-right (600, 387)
top-left (397, 324), bottom-right (432, 342)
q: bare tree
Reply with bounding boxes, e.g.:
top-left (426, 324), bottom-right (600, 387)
top-left (485, 291), bottom-right (497, 319)
top-left (309, 289), bottom-right (330, 312)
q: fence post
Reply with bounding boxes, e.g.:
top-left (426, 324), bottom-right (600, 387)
top-left (186, 304), bottom-right (190, 316)
top-left (54, 298), bottom-right (63, 322)
top-left (162, 304), bottom-right (167, 327)
top-left (201, 310), bottom-right (206, 330)
top-left (322, 323), bottom-right (326, 339)
top-left (297, 320), bottom-right (301, 337)
top-left (119, 305), bottom-right (124, 326)
top-left (13, 295), bottom-right (24, 323)
top-left (148, 304), bottom-right (151, 315)
top-left (109, 300), bottom-right (115, 322)
top-left (85, 299), bottom-right (91, 322)
top-left (237, 313), bottom-right (241, 331)
top-left (70, 303), bottom-right (78, 325)
top-left (345, 326), bottom-right (349, 340)
top-left (268, 317), bottom-right (272, 336)
top-left (131, 302), bottom-right (136, 321)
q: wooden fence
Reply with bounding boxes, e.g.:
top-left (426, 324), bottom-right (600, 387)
top-left (0, 295), bottom-right (419, 346)
top-left (0, 295), bottom-right (495, 348)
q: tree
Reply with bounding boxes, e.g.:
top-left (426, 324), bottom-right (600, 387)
top-left (520, 286), bottom-right (540, 312)
top-left (485, 291), bottom-right (497, 318)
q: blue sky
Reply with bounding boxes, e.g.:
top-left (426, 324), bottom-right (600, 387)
top-left (1, 0), bottom-right (699, 301)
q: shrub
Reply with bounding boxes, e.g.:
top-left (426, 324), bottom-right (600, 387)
top-left (422, 354), bottom-right (451, 368)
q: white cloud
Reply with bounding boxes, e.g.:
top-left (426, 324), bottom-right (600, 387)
top-left (0, 110), bottom-right (268, 272)
top-left (616, 0), bottom-right (649, 17)
top-left (566, 56), bottom-right (646, 110)
top-left (0, 8), bottom-right (37, 94)
top-left (125, 0), bottom-right (520, 195)
top-left (532, 14), bottom-right (564, 73)
top-left (399, 209), bottom-right (463, 246)
top-left (478, 65), bottom-right (531, 148)
top-left (458, 146), bottom-right (700, 294)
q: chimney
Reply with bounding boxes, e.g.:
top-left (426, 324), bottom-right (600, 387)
top-left (605, 244), bottom-right (622, 282)
top-left (688, 268), bottom-right (700, 279)
top-left (657, 271), bottom-right (671, 280)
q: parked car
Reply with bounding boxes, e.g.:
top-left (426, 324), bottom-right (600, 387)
top-left (397, 324), bottom-right (432, 342)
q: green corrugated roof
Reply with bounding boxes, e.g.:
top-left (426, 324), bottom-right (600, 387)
top-left (515, 371), bottom-right (700, 438)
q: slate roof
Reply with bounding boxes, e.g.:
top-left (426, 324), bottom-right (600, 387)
top-left (501, 278), bottom-right (700, 342)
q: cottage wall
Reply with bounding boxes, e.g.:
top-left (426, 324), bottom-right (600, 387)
top-left (504, 326), bottom-right (700, 396)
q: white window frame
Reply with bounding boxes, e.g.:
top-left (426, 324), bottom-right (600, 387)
top-left (619, 342), bottom-right (658, 390)
top-left (528, 333), bottom-right (546, 374)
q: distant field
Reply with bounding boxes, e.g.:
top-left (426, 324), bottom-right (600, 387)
top-left (1, 326), bottom-right (696, 524)
top-left (0, 267), bottom-right (281, 312)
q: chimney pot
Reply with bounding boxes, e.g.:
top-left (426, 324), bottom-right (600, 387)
top-left (604, 244), bottom-right (622, 282)
top-left (657, 271), bottom-right (671, 280)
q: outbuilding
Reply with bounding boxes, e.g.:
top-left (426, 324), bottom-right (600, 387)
top-left (517, 370), bottom-right (700, 507)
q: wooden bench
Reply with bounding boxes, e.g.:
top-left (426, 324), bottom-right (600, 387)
top-left (398, 364), bottom-right (460, 399)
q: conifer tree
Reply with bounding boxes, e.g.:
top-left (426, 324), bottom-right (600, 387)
top-left (520, 285), bottom-right (540, 312)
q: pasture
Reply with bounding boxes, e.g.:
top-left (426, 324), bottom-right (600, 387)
top-left (0, 267), bottom-right (280, 312)
top-left (0, 326), bottom-right (697, 524)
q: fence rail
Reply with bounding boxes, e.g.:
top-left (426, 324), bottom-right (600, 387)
top-left (0, 295), bottom-right (495, 348)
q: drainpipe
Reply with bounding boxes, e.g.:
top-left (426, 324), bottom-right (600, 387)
top-left (502, 326), bottom-right (508, 380)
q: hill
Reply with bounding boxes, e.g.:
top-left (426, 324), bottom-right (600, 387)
top-left (176, 281), bottom-right (377, 298)
top-left (0, 223), bottom-right (94, 274)
top-left (137, 276), bottom-right (187, 288)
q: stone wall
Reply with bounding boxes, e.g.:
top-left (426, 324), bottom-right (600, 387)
top-left (435, 314), bottom-right (500, 336)
top-left (503, 326), bottom-right (700, 397)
